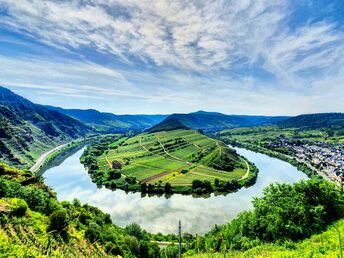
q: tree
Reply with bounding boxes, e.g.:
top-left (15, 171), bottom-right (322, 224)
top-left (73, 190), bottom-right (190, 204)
top-left (111, 160), bottom-right (123, 170)
top-left (141, 183), bottom-right (147, 193)
top-left (85, 222), bottom-right (102, 242)
top-left (108, 170), bottom-right (121, 180)
top-left (125, 223), bottom-right (144, 239)
top-left (48, 209), bottom-right (68, 233)
top-left (164, 182), bottom-right (172, 193)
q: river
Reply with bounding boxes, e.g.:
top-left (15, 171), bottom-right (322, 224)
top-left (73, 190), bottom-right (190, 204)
top-left (42, 146), bottom-right (308, 234)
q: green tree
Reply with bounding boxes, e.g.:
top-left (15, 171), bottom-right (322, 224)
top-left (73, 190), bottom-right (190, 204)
top-left (125, 223), bottom-right (144, 239)
top-left (48, 209), bottom-right (69, 235)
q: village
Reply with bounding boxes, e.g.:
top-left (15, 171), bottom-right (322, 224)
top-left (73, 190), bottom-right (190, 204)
top-left (267, 139), bottom-right (344, 182)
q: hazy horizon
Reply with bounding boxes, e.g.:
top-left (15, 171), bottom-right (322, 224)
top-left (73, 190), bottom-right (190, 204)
top-left (0, 1), bottom-right (343, 115)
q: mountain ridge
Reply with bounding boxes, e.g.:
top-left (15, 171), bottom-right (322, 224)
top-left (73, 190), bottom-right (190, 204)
top-left (278, 112), bottom-right (344, 129)
top-left (148, 111), bottom-right (289, 132)
top-left (45, 105), bottom-right (168, 133)
top-left (0, 86), bottom-right (93, 168)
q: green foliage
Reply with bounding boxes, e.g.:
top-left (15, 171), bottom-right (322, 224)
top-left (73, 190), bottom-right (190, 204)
top-left (85, 222), bottom-right (102, 242)
top-left (11, 198), bottom-right (28, 216)
top-left (186, 218), bottom-right (344, 258)
top-left (0, 162), bottom-right (163, 257)
top-left (125, 223), bottom-right (145, 239)
top-left (193, 179), bottom-right (344, 254)
top-left (48, 209), bottom-right (69, 234)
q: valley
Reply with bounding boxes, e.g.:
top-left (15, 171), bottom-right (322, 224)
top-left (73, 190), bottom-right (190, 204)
top-left (0, 87), bottom-right (343, 257)
top-left (1, 1), bottom-right (343, 256)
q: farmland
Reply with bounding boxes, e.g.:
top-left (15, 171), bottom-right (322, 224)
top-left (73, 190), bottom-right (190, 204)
top-left (81, 129), bottom-right (257, 194)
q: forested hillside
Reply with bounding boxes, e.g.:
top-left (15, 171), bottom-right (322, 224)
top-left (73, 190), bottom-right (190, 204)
top-left (184, 179), bottom-right (344, 257)
top-left (279, 113), bottom-right (344, 131)
top-left (46, 105), bottom-right (167, 133)
top-left (0, 163), bottom-right (161, 257)
top-left (0, 87), bottom-right (93, 168)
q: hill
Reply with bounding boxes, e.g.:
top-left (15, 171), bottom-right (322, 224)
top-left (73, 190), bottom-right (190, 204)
top-left (45, 105), bottom-right (167, 133)
top-left (185, 179), bottom-right (344, 257)
top-left (0, 87), bottom-right (93, 168)
top-left (81, 130), bottom-right (257, 194)
top-left (151, 111), bottom-right (288, 132)
top-left (146, 117), bottom-right (190, 133)
top-left (279, 112), bottom-right (344, 130)
top-left (0, 163), bottom-right (161, 257)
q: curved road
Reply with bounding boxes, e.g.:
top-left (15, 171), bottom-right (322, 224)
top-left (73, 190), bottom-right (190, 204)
top-left (30, 143), bottom-right (69, 173)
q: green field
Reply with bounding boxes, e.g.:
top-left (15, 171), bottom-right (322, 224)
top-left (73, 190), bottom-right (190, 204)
top-left (97, 129), bottom-right (248, 186)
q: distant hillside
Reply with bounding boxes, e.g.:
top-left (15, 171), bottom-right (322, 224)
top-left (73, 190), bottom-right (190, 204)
top-left (149, 111), bottom-right (288, 132)
top-left (45, 106), bottom-right (167, 133)
top-left (0, 87), bottom-right (92, 168)
top-left (279, 113), bottom-right (344, 130)
top-left (147, 117), bottom-right (189, 133)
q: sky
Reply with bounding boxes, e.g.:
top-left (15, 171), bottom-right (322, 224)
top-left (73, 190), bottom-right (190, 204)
top-left (0, 0), bottom-right (343, 115)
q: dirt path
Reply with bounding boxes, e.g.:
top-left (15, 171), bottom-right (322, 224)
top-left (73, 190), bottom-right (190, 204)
top-left (105, 156), bottom-right (112, 168)
top-left (190, 171), bottom-right (218, 179)
top-left (156, 136), bottom-right (191, 164)
top-left (139, 137), bottom-right (185, 163)
top-left (141, 171), bottom-right (171, 183)
top-left (239, 160), bottom-right (250, 181)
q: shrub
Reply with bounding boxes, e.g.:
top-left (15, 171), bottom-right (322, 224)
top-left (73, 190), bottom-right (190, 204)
top-left (48, 209), bottom-right (68, 233)
top-left (85, 222), bottom-right (101, 242)
top-left (111, 160), bottom-right (123, 170)
top-left (11, 198), bottom-right (28, 216)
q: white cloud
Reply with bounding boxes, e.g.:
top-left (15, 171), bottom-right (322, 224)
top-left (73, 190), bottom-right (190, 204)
top-left (0, 0), bottom-right (290, 71)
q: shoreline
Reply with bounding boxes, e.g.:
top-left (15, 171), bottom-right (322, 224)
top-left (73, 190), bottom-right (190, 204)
top-left (30, 139), bottom-right (87, 174)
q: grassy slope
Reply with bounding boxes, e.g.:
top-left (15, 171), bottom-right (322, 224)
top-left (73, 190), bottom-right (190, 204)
top-left (186, 218), bottom-right (344, 257)
top-left (0, 163), bottom-right (109, 257)
top-left (0, 163), bottom-right (162, 257)
top-left (98, 130), bottom-right (247, 186)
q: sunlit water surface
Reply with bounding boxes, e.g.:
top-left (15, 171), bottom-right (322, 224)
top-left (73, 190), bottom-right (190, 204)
top-left (43, 146), bottom-right (308, 234)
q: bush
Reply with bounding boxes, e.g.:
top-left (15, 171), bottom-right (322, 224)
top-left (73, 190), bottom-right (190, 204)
top-left (205, 178), bottom-right (344, 252)
top-left (85, 222), bottom-right (102, 242)
top-left (11, 198), bottom-right (28, 216)
top-left (48, 209), bottom-right (68, 233)
top-left (125, 223), bottom-right (144, 239)
top-left (111, 160), bottom-right (123, 169)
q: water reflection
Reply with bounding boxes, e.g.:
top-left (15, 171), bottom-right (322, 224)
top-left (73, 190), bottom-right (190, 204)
top-left (43, 146), bottom-right (308, 234)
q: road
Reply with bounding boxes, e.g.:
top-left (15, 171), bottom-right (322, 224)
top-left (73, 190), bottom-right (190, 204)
top-left (30, 143), bottom-right (69, 173)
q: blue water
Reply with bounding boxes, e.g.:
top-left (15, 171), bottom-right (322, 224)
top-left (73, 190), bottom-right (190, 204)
top-left (43, 146), bottom-right (308, 234)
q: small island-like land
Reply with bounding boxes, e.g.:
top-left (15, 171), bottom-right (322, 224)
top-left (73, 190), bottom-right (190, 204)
top-left (81, 123), bottom-right (258, 195)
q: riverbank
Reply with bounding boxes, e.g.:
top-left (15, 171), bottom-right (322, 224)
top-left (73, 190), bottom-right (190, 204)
top-left (42, 145), bottom-right (308, 234)
top-left (224, 139), bottom-right (326, 180)
top-left (30, 139), bottom-right (87, 174)
top-left (80, 134), bottom-right (259, 196)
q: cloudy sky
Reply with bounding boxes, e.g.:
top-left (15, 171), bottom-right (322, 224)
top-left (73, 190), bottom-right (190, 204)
top-left (0, 0), bottom-right (343, 115)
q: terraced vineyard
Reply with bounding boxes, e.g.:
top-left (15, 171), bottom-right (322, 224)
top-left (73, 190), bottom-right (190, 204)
top-left (89, 129), bottom-right (253, 193)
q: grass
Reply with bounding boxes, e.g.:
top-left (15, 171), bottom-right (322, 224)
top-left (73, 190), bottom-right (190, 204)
top-left (97, 129), bottom-right (247, 186)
